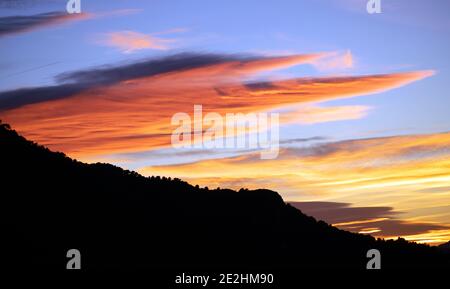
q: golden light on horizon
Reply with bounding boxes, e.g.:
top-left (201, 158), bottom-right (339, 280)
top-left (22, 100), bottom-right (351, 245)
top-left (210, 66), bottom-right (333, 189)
top-left (140, 131), bottom-right (450, 244)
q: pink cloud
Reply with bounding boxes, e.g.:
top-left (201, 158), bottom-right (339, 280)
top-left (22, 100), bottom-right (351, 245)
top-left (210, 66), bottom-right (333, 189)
top-left (312, 50), bottom-right (354, 71)
top-left (280, 104), bottom-right (371, 125)
top-left (102, 31), bottom-right (175, 53)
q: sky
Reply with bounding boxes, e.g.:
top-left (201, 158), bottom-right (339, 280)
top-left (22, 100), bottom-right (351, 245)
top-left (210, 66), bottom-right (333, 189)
top-left (0, 0), bottom-right (450, 244)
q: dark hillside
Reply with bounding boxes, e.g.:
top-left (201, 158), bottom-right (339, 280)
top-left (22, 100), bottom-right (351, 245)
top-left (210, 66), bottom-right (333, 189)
top-left (0, 121), bottom-right (448, 273)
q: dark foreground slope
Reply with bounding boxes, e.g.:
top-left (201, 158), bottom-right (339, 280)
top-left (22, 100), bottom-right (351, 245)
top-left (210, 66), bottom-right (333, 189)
top-left (0, 122), bottom-right (449, 273)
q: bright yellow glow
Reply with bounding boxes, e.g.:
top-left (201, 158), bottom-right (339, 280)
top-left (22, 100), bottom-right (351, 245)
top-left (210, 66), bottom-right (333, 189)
top-left (333, 218), bottom-right (389, 227)
top-left (140, 132), bottom-right (450, 244)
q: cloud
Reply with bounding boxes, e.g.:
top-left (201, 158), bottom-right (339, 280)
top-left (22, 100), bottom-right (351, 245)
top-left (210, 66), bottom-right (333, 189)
top-left (139, 131), bottom-right (450, 243)
top-left (290, 201), bottom-right (449, 242)
top-left (0, 53), bottom-right (238, 110)
top-left (0, 11), bottom-right (90, 37)
top-left (0, 83), bottom-right (90, 111)
top-left (289, 132), bottom-right (450, 163)
top-left (0, 0), bottom-right (59, 9)
top-left (0, 8), bottom-right (141, 38)
top-left (290, 201), bottom-right (396, 224)
top-left (279, 136), bottom-right (328, 145)
top-left (0, 52), bottom-right (433, 158)
top-left (280, 104), bottom-right (371, 125)
top-left (100, 31), bottom-right (176, 53)
top-left (56, 52), bottom-right (237, 85)
top-left (95, 8), bottom-right (142, 18)
top-left (311, 50), bottom-right (354, 71)
top-left (141, 131), bottom-right (450, 183)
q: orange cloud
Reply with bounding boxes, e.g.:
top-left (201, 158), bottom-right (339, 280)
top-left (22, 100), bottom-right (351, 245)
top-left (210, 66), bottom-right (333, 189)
top-left (102, 31), bottom-right (175, 53)
top-left (0, 53), bottom-right (433, 159)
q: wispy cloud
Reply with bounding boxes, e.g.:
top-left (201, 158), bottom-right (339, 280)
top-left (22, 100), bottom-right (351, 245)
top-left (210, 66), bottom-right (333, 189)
top-left (100, 30), bottom-right (177, 53)
top-left (290, 201), bottom-right (449, 243)
top-left (0, 52), bottom-right (433, 158)
top-left (95, 8), bottom-right (142, 18)
top-left (0, 8), bottom-right (143, 38)
top-left (311, 50), bottom-right (354, 71)
top-left (280, 104), bottom-right (371, 125)
top-left (0, 11), bottom-right (90, 37)
top-left (139, 132), bottom-right (450, 244)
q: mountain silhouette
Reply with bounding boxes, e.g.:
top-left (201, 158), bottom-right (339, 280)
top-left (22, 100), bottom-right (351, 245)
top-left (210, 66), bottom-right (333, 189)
top-left (0, 121), bottom-right (449, 275)
top-left (438, 241), bottom-right (450, 251)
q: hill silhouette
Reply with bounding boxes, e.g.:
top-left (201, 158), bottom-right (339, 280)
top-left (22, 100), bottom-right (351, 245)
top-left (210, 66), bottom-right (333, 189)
top-left (0, 121), bottom-right (449, 275)
top-left (439, 241), bottom-right (450, 251)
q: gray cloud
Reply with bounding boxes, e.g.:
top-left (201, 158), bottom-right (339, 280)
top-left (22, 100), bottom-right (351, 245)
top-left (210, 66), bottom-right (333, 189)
top-left (0, 0), bottom-right (47, 9)
top-left (0, 83), bottom-right (90, 111)
top-left (290, 201), bottom-right (397, 224)
top-left (0, 11), bottom-right (81, 36)
top-left (56, 53), bottom-right (238, 85)
top-left (290, 201), bottom-right (448, 237)
top-left (0, 53), bottom-right (250, 111)
top-left (279, 136), bottom-right (328, 145)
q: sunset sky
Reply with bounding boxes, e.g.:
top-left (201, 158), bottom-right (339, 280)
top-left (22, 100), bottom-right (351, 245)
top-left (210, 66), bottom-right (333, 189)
top-left (1, 0), bottom-right (450, 244)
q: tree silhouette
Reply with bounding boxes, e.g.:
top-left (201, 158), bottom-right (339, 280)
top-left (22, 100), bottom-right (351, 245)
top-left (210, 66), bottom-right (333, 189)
top-left (0, 120), bottom-right (448, 273)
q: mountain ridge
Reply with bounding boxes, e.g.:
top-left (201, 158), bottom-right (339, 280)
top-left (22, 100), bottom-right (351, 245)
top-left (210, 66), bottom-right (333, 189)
top-left (0, 121), bottom-right (448, 271)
